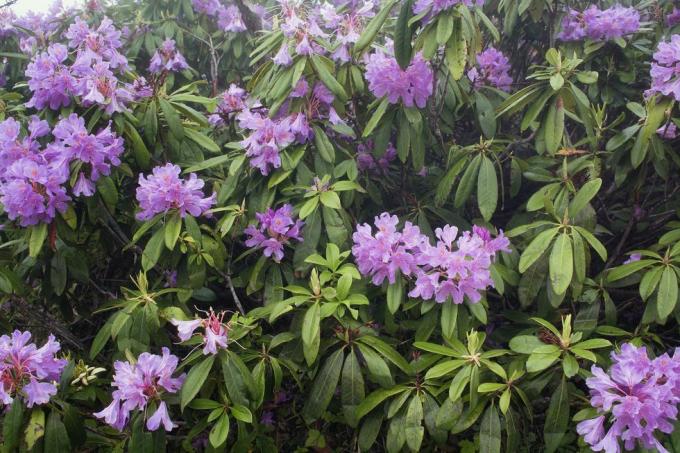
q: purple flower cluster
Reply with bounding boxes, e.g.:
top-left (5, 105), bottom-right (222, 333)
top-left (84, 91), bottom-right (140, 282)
top-left (648, 35), bottom-right (680, 101)
top-left (317, 2), bottom-right (376, 62)
top-left (467, 47), bottom-right (513, 92)
top-left (0, 331), bottom-right (67, 408)
top-left (50, 114), bottom-right (124, 196)
top-left (237, 108), bottom-right (302, 175)
top-left (271, 0), bottom-right (328, 65)
top-left (287, 78), bottom-right (347, 130)
top-left (0, 115), bottom-right (123, 226)
top-left (668, 8), bottom-right (680, 28)
top-left (135, 163), bottom-right (216, 220)
top-left (149, 39), bottom-right (190, 74)
top-left (94, 348), bottom-right (185, 432)
top-left (192, 0), bottom-right (246, 32)
top-left (208, 84), bottom-right (248, 127)
top-left (357, 141), bottom-right (397, 174)
top-left (244, 204), bottom-right (304, 262)
top-left (413, 0), bottom-right (482, 19)
top-left (577, 343), bottom-right (680, 453)
top-left (365, 51), bottom-right (433, 108)
top-left (352, 214), bottom-right (510, 303)
top-left (171, 309), bottom-right (231, 355)
top-left (558, 5), bottom-right (640, 42)
top-left (25, 17), bottom-right (132, 114)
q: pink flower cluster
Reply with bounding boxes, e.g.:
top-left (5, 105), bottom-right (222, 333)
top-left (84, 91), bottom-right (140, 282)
top-left (149, 39), bottom-right (189, 74)
top-left (364, 51), bottom-right (433, 108)
top-left (271, 0), bottom-right (327, 65)
top-left (25, 17), bottom-right (133, 114)
top-left (245, 204), bottom-right (304, 262)
top-left (94, 348), bottom-right (185, 432)
top-left (135, 163), bottom-right (216, 220)
top-left (352, 213), bottom-right (510, 303)
top-left (467, 47), bottom-right (513, 92)
top-left (171, 309), bottom-right (231, 355)
top-left (648, 35), bottom-right (680, 102)
top-left (577, 343), bottom-right (680, 453)
top-left (558, 5), bottom-right (640, 42)
top-left (0, 115), bottom-right (123, 226)
top-left (0, 331), bottom-right (67, 408)
top-left (413, 0), bottom-right (482, 19)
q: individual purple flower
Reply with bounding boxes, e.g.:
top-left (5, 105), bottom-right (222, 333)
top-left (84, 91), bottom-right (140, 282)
top-left (668, 7), bottom-right (680, 28)
top-left (245, 204), bottom-right (304, 262)
top-left (25, 43), bottom-right (78, 110)
top-left (356, 141), bottom-right (397, 174)
top-left (351, 213), bottom-right (429, 285)
top-left (208, 84), bottom-right (248, 127)
top-left (218, 5), bottom-right (247, 32)
top-left (0, 331), bottom-right (67, 407)
top-left (365, 51), bottom-right (433, 108)
top-left (558, 5), bottom-right (640, 42)
top-left (170, 309), bottom-right (231, 355)
top-left (648, 35), bottom-right (680, 101)
top-left (135, 163), bottom-right (216, 220)
top-left (93, 348), bottom-right (185, 432)
top-left (273, 42), bottom-right (293, 66)
top-left (0, 8), bottom-right (16, 38)
top-left (131, 76), bottom-right (154, 100)
top-left (192, 0), bottom-right (221, 16)
top-left (577, 343), bottom-right (680, 453)
top-left (50, 114), bottom-right (124, 196)
top-left (657, 123), bottom-right (678, 140)
top-left (622, 253), bottom-right (642, 265)
top-left (75, 62), bottom-right (132, 114)
top-left (467, 47), bottom-right (513, 92)
top-left (149, 39), bottom-right (189, 74)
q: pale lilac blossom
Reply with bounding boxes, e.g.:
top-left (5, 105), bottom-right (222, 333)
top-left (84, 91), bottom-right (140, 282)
top-left (244, 204), bottom-right (304, 262)
top-left (170, 309), bottom-right (231, 355)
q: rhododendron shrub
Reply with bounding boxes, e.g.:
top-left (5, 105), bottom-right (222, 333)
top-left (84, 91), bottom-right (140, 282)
top-left (1, 0), bottom-right (680, 451)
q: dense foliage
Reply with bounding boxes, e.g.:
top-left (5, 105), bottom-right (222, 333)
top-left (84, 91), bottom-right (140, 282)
top-left (1, 0), bottom-right (680, 451)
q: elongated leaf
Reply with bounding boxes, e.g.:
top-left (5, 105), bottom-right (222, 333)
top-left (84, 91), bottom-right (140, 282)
top-left (302, 303), bottom-right (321, 365)
top-left (569, 178), bottom-right (602, 217)
top-left (549, 233), bottom-right (573, 295)
top-left (311, 55), bottom-right (347, 101)
top-left (164, 212), bottom-right (182, 250)
top-left (302, 348), bottom-right (344, 422)
top-left (394, 0), bottom-right (414, 69)
top-left (477, 156), bottom-right (498, 221)
top-left (342, 349), bottom-right (365, 427)
top-left (479, 405), bottom-right (501, 453)
top-left (354, 0), bottom-right (397, 52)
top-left (657, 266), bottom-right (678, 319)
top-left (180, 355), bottom-right (215, 410)
top-left (544, 379), bottom-right (569, 453)
top-left (518, 227), bottom-right (559, 272)
top-left (363, 97), bottom-right (390, 137)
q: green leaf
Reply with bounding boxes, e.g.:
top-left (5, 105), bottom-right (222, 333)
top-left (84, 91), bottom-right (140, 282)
top-left (180, 355), bottom-right (215, 410)
top-left (44, 411), bottom-right (71, 453)
top-left (184, 154), bottom-right (231, 173)
top-left (436, 14), bottom-right (453, 45)
top-left (387, 279), bottom-right (403, 314)
top-left (142, 227), bottom-right (165, 272)
top-left (2, 399), bottom-right (24, 453)
top-left (573, 226), bottom-right (607, 262)
top-left (544, 378), bottom-right (569, 453)
top-left (25, 408), bottom-right (45, 450)
top-left (319, 191), bottom-right (342, 209)
top-left (209, 412), bottom-right (229, 448)
top-left (50, 252), bottom-right (67, 296)
top-left (405, 395), bottom-right (424, 451)
top-left (657, 266), bottom-right (678, 319)
top-left (302, 348), bottom-right (344, 422)
top-left (29, 223), bottom-right (48, 257)
top-left (354, 0), bottom-right (397, 52)
top-left (311, 55), bottom-right (347, 102)
top-left (159, 98), bottom-right (184, 141)
top-left (363, 97), bottom-right (390, 137)
top-left (394, 0), bottom-right (414, 69)
top-left (230, 404), bottom-right (253, 423)
top-left (184, 128), bottom-right (221, 153)
top-left (302, 303), bottom-right (321, 365)
top-left (342, 349), bottom-right (365, 427)
top-left (476, 92), bottom-right (497, 138)
top-left (479, 405), bottom-right (501, 453)
top-left (299, 196), bottom-right (320, 219)
top-left (569, 178), bottom-right (601, 217)
top-left (526, 350), bottom-right (561, 373)
top-left (445, 22), bottom-right (467, 80)
top-left (518, 227), bottom-right (559, 272)
top-left (313, 126), bottom-right (336, 163)
top-left (356, 386), bottom-right (407, 420)
top-left (606, 259), bottom-right (656, 282)
top-left (543, 96), bottom-right (564, 155)
top-left (549, 233), bottom-right (573, 295)
top-left (455, 154), bottom-right (482, 208)
top-left (509, 335), bottom-right (544, 354)
top-left (477, 156), bottom-right (498, 221)
top-left (164, 212), bottom-right (182, 250)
